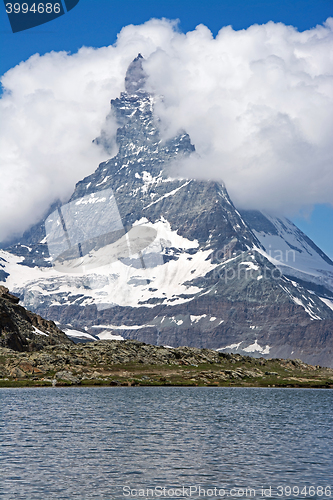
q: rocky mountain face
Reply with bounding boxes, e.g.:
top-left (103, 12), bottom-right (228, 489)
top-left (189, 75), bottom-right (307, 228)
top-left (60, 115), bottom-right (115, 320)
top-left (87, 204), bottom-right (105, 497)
top-left (1, 55), bottom-right (333, 367)
top-left (0, 285), bottom-right (72, 351)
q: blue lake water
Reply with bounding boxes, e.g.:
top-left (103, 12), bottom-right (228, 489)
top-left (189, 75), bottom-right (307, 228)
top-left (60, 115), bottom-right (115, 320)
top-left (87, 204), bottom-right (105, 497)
top-left (0, 387), bottom-right (332, 500)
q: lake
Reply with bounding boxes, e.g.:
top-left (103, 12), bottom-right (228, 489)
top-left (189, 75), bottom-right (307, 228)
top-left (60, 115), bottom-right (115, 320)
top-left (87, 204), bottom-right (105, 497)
top-left (0, 387), bottom-right (332, 500)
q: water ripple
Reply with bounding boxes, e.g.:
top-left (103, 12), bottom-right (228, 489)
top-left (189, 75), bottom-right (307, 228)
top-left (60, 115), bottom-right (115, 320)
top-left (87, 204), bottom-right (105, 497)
top-left (0, 387), bottom-right (332, 500)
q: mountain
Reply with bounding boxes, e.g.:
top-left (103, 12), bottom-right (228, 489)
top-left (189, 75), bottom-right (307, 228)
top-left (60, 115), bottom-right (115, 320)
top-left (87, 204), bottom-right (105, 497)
top-left (0, 285), bottom-right (72, 351)
top-left (1, 55), bottom-right (333, 366)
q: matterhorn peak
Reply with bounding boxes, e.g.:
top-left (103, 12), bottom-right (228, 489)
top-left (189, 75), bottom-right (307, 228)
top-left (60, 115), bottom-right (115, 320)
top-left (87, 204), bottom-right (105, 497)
top-left (2, 53), bottom-right (333, 369)
top-left (124, 53), bottom-right (147, 94)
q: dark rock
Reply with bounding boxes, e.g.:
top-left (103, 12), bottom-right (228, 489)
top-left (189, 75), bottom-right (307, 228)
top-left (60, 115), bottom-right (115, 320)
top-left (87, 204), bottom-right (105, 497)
top-left (0, 285), bottom-right (73, 351)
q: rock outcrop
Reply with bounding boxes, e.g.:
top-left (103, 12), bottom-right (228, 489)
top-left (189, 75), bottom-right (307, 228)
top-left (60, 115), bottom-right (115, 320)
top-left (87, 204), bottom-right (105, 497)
top-left (0, 285), bottom-right (72, 351)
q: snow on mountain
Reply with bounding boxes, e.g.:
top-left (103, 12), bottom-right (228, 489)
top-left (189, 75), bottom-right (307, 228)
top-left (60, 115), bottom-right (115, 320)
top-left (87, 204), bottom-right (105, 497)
top-left (240, 211), bottom-right (333, 296)
top-left (1, 55), bottom-right (333, 367)
top-left (63, 329), bottom-right (96, 341)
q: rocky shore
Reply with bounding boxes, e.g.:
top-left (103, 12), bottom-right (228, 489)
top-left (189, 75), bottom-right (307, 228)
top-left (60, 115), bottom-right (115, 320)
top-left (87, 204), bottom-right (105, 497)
top-left (1, 339), bottom-right (332, 388)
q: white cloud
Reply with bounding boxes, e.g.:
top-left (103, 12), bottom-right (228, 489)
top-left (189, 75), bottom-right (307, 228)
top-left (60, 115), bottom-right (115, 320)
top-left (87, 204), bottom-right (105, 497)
top-left (143, 19), bottom-right (333, 214)
top-left (1, 18), bottom-right (332, 242)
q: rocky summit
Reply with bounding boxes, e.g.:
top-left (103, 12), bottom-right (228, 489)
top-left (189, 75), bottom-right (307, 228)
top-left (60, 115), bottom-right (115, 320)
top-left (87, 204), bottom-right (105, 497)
top-left (1, 55), bottom-right (333, 367)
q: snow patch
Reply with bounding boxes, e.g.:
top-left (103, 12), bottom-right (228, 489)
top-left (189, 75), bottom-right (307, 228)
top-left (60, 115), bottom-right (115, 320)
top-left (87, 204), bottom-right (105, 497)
top-left (91, 324), bottom-right (154, 330)
top-left (33, 327), bottom-right (49, 337)
top-left (319, 297), bottom-right (333, 312)
top-left (64, 329), bottom-right (96, 340)
top-left (217, 342), bottom-right (243, 351)
top-left (243, 340), bottom-right (270, 354)
top-left (143, 181), bottom-right (192, 210)
top-left (291, 296), bottom-right (322, 320)
top-left (170, 318), bottom-right (183, 325)
top-left (75, 194), bottom-right (106, 205)
top-left (96, 331), bottom-right (124, 341)
top-left (190, 314), bottom-right (207, 323)
top-left (279, 283), bottom-right (322, 320)
top-left (240, 261), bottom-right (259, 271)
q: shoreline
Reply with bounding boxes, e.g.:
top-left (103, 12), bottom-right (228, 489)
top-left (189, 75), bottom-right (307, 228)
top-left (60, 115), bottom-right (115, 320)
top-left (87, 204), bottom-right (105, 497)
top-left (1, 381), bottom-right (332, 389)
top-left (1, 339), bottom-right (332, 389)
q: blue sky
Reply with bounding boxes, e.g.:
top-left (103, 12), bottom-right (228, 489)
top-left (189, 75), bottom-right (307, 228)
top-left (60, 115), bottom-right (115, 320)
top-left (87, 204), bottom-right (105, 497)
top-left (0, 0), bottom-right (332, 258)
top-left (1, 0), bottom-right (332, 77)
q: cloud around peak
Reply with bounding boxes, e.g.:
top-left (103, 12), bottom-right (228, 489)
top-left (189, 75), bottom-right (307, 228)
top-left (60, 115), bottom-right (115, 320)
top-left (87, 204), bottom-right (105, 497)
top-left (0, 18), bottom-right (332, 242)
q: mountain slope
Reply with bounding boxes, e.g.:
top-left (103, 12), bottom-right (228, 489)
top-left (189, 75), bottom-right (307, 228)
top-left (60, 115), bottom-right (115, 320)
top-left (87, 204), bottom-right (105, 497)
top-left (240, 210), bottom-right (333, 296)
top-left (0, 285), bottom-right (72, 351)
top-left (1, 55), bottom-right (333, 367)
